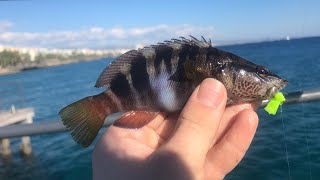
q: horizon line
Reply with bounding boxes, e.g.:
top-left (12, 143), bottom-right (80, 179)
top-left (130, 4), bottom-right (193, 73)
top-left (0, 35), bottom-right (319, 51)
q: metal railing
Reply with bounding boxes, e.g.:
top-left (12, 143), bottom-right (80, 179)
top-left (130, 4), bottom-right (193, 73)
top-left (0, 88), bottom-right (320, 139)
top-left (0, 113), bottom-right (122, 139)
top-left (260, 88), bottom-right (320, 106)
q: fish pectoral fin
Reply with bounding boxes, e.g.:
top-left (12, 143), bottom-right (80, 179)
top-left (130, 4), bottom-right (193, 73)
top-left (169, 60), bottom-right (206, 83)
top-left (168, 66), bottom-right (190, 82)
top-left (113, 111), bottom-right (159, 128)
top-left (168, 59), bottom-right (194, 82)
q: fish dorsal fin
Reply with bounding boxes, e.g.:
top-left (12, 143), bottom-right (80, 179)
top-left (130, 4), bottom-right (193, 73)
top-left (95, 50), bottom-right (142, 88)
top-left (95, 36), bottom-right (212, 88)
top-left (164, 35), bottom-right (212, 48)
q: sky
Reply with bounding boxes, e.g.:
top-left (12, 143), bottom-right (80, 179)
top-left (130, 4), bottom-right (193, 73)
top-left (0, 0), bottom-right (319, 49)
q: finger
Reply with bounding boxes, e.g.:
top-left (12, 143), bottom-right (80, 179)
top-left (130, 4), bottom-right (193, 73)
top-left (146, 112), bottom-right (167, 130)
top-left (163, 78), bottom-right (227, 163)
top-left (104, 113), bottom-right (170, 151)
top-left (206, 109), bottom-right (258, 178)
top-left (97, 128), bottom-right (155, 157)
top-left (155, 113), bottom-right (179, 142)
top-left (215, 103), bottom-right (257, 144)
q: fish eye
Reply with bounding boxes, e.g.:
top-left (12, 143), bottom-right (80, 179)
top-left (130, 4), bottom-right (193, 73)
top-left (256, 66), bottom-right (269, 78)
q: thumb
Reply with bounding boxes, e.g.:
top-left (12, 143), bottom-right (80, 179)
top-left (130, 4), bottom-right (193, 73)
top-left (163, 78), bottom-right (227, 164)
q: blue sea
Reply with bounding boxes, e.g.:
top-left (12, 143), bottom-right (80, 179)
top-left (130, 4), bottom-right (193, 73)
top-left (0, 37), bottom-right (320, 180)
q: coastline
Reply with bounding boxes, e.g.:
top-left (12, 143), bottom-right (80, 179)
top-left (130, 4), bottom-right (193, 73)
top-left (0, 56), bottom-right (112, 76)
top-left (2, 36), bottom-right (319, 76)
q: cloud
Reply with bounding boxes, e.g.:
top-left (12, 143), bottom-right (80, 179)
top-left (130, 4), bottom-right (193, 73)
top-left (0, 23), bottom-right (215, 49)
top-left (0, 20), bottom-right (13, 32)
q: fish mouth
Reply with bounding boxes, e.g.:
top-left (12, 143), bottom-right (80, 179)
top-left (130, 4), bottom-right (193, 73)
top-left (277, 79), bottom-right (288, 91)
top-left (267, 79), bottom-right (288, 99)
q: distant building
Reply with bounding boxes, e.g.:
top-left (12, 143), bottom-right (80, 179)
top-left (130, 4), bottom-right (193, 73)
top-left (0, 44), bottom-right (130, 60)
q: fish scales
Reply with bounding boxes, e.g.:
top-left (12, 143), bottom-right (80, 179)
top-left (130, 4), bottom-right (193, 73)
top-left (106, 42), bottom-right (202, 112)
top-left (59, 36), bottom-right (287, 147)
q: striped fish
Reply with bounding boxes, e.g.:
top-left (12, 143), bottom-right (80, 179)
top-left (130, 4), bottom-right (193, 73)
top-left (59, 36), bottom-right (287, 147)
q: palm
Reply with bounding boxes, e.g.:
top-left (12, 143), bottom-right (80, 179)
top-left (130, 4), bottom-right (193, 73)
top-left (98, 113), bottom-right (177, 159)
top-left (93, 79), bottom-right (259, 180)
top-left (95, 103), bottom-right (256, 162)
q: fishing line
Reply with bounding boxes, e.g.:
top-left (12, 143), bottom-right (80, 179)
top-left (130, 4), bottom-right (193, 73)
top-left (296, 76), bottom-right (313, 180)
top-left (280, 105), bottom-right (291, 180)
top-left (299, 78), bottom-right (313, 180)
top-left (301, 101), bottom-right (313, 180)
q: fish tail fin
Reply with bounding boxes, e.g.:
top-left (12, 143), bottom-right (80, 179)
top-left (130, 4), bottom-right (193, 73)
top-left (59, 93), bottom-right (114, 147)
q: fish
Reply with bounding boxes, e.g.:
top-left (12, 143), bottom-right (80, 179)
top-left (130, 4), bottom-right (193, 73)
top-left (59, 36), bottom-right (288, 147)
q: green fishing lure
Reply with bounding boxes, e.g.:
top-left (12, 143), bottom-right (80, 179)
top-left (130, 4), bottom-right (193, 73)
top-left (264, 92), bottom-right (286, 115)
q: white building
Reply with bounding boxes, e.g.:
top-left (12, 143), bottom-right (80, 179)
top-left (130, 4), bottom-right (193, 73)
top-left (0, 44), bottom-right (129, 60)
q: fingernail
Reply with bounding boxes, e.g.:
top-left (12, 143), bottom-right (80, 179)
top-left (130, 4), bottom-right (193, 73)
top-left (196, 79), bottom-right (225, 108)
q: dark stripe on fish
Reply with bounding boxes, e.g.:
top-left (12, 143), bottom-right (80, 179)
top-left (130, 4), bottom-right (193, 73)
top-left (172, 44), bottom-right (201, 81)
top-left (154, 45), bottom-right (174, 75)
top-left (110, 73), bottom-right (136, 108)
top-left (167, 44), bottom-right (201, 111)
top-left (130, 55), bottom-right (149, 93)
top-left (130, 55), bottom-right (158, 107)
top-left (110, 73), bottom-right (131, 97)
top-left (188, 45), bottom-right (200, 60)
top-left (177, 44), bottom-right (190, 67)
top-left (177, 44), bottom-right (200, 68)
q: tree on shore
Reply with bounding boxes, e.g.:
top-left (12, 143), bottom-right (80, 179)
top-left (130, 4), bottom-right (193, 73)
top-left (0, 51), bottom-right (22, 67)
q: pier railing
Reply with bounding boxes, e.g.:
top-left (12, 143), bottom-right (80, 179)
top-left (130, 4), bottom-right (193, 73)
top-left (0, 88), bottom-right (320, 139)
top-left (0, 107), bottom-right (34, 156)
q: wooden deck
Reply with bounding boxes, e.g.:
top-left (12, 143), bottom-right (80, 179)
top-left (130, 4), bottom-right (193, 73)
top-left (0, 107), bottom-right (34, 157)
top-left (0, 108), bottom-right (34, 127)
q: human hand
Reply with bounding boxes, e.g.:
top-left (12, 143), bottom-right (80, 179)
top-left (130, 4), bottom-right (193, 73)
top-left (92, 78), bottom-right (259, 180)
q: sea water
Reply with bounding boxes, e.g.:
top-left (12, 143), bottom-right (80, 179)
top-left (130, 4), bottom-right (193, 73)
top-left (0, 37), bottom-right (320, 180)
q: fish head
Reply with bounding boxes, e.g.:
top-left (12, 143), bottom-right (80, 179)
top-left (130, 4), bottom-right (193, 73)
top-left (231, 65), bottom-right (287, 101)
top-left (208, 51), bottom-right (288, 103)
